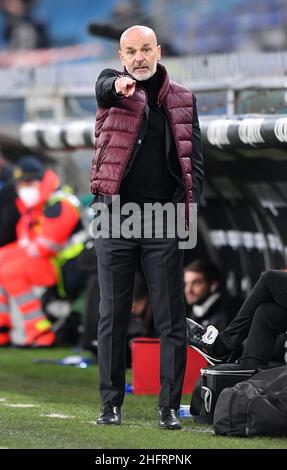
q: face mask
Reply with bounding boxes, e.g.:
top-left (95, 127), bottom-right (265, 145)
top-left (18, 186), bottom-right (41, 208)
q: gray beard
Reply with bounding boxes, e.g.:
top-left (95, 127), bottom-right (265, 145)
top-left (132, 64), bottom-right (157, 81)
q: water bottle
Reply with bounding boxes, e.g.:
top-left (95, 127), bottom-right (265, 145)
top-left (59, 355), bottom-right (93, 367)
top-left (178, 405), bottom-right (192, 418)
top-left (33, 355), bottom-right (94, 368)
top-left (77, 358), bottom-right (94, 368)
top-left (125, 384), bottom-right (133, 394)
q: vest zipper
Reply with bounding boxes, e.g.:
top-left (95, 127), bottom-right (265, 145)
top-left (115, 88), bottom-right (148, 192)
top-left (122, 106), bottom-right (149, 180)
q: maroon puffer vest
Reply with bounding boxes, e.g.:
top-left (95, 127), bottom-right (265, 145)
top-left (91, 64), bottom-right (193, 213)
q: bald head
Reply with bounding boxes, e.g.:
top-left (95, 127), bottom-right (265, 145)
top-left (120, 25), bottom-right (158, 49)
top-left (119, 25), bottom-right (161, 81)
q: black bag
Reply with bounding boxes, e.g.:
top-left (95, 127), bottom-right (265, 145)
top-left (214, 365), bottom-right (287, 437)
top-left (191, 364), bottom-right (256, 424)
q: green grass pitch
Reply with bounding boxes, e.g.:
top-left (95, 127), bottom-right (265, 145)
top-left (0, 348), bottom-right (287, 449)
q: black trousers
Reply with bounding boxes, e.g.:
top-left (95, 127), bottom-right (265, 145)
top-left (95, 231), bottom-right (186, 408)
top-left (220, 270), bottom-right (287, 366)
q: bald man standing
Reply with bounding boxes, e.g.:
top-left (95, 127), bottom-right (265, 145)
top-left (91, 26), bottom-right (204, 429)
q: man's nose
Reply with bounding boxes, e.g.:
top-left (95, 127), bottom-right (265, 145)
top-left (134, 51), bottom-right (145, 62)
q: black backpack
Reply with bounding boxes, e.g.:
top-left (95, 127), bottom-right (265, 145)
top-left (213, 365), bottom-right (287, 437)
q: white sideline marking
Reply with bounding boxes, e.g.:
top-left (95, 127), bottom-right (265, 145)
top-left (4, 403), bottom-right (38, 408)
top-left (184, 427), bottom-right (214, 434)
top-left (2, 402), bottom-right (213, 433)
top-left (41, 413), bottom-right (76, 419)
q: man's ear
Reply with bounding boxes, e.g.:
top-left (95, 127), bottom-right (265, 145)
top-left (118, 49), bottom-right (124, 67)
top-left (157, 45), bottom-right (161, 61)
top-left (210, 282), bottom-right (219, 293)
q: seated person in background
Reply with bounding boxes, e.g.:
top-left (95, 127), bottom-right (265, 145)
top-left (0, 156), bottom-right (20, 247)
top-left (0, 0), bottom-right (50, 50)
top-left (0, 157), bottom-right (82, 347)
top-left (184, 259), bottom-right (242, 332)
top-left (187, 269), bottom-right (287, 369)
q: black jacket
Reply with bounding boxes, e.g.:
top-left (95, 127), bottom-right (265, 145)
top-left (187, 293), bottom-right (243, 332)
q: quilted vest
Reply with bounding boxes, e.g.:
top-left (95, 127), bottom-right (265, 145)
top-left (91, 64), bottom-right (193, 214)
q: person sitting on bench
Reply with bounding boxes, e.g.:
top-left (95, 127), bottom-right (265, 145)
top-left (187, 270), bottom-right (287, 369)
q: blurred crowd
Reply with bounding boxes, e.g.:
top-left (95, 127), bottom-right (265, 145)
top-left (1, 0), bottom-right (287, 55)
top-left (0, 0), bottom-right (49, 50)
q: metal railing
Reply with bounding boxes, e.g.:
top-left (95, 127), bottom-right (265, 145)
top-left (19, 115), bottom-right (287, 152)
top-left (1, 51), bottom-right (287, 98)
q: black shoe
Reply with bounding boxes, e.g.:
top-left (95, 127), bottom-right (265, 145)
top-left (186, 318), bottom-right (227, 365)
top-left (97, 404), bottom-right (121, 425)
top-left (159, 407), bottom-right (182, 430)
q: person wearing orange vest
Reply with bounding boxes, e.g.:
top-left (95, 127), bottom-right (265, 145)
top-left (0, 157), bottom-right (81, 347)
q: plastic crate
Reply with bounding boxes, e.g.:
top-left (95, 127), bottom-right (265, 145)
top-left (131, 337), bottom-right (207, 394)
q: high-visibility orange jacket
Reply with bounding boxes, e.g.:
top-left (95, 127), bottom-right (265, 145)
top-left (15, 169), bottom-right (81, 259)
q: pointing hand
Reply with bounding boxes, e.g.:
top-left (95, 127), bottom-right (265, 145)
top-left (115, 77), bottom-right (136, 97)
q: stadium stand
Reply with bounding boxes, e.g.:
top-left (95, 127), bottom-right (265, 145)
top-left (0, 0), bottom-right (286, 55)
